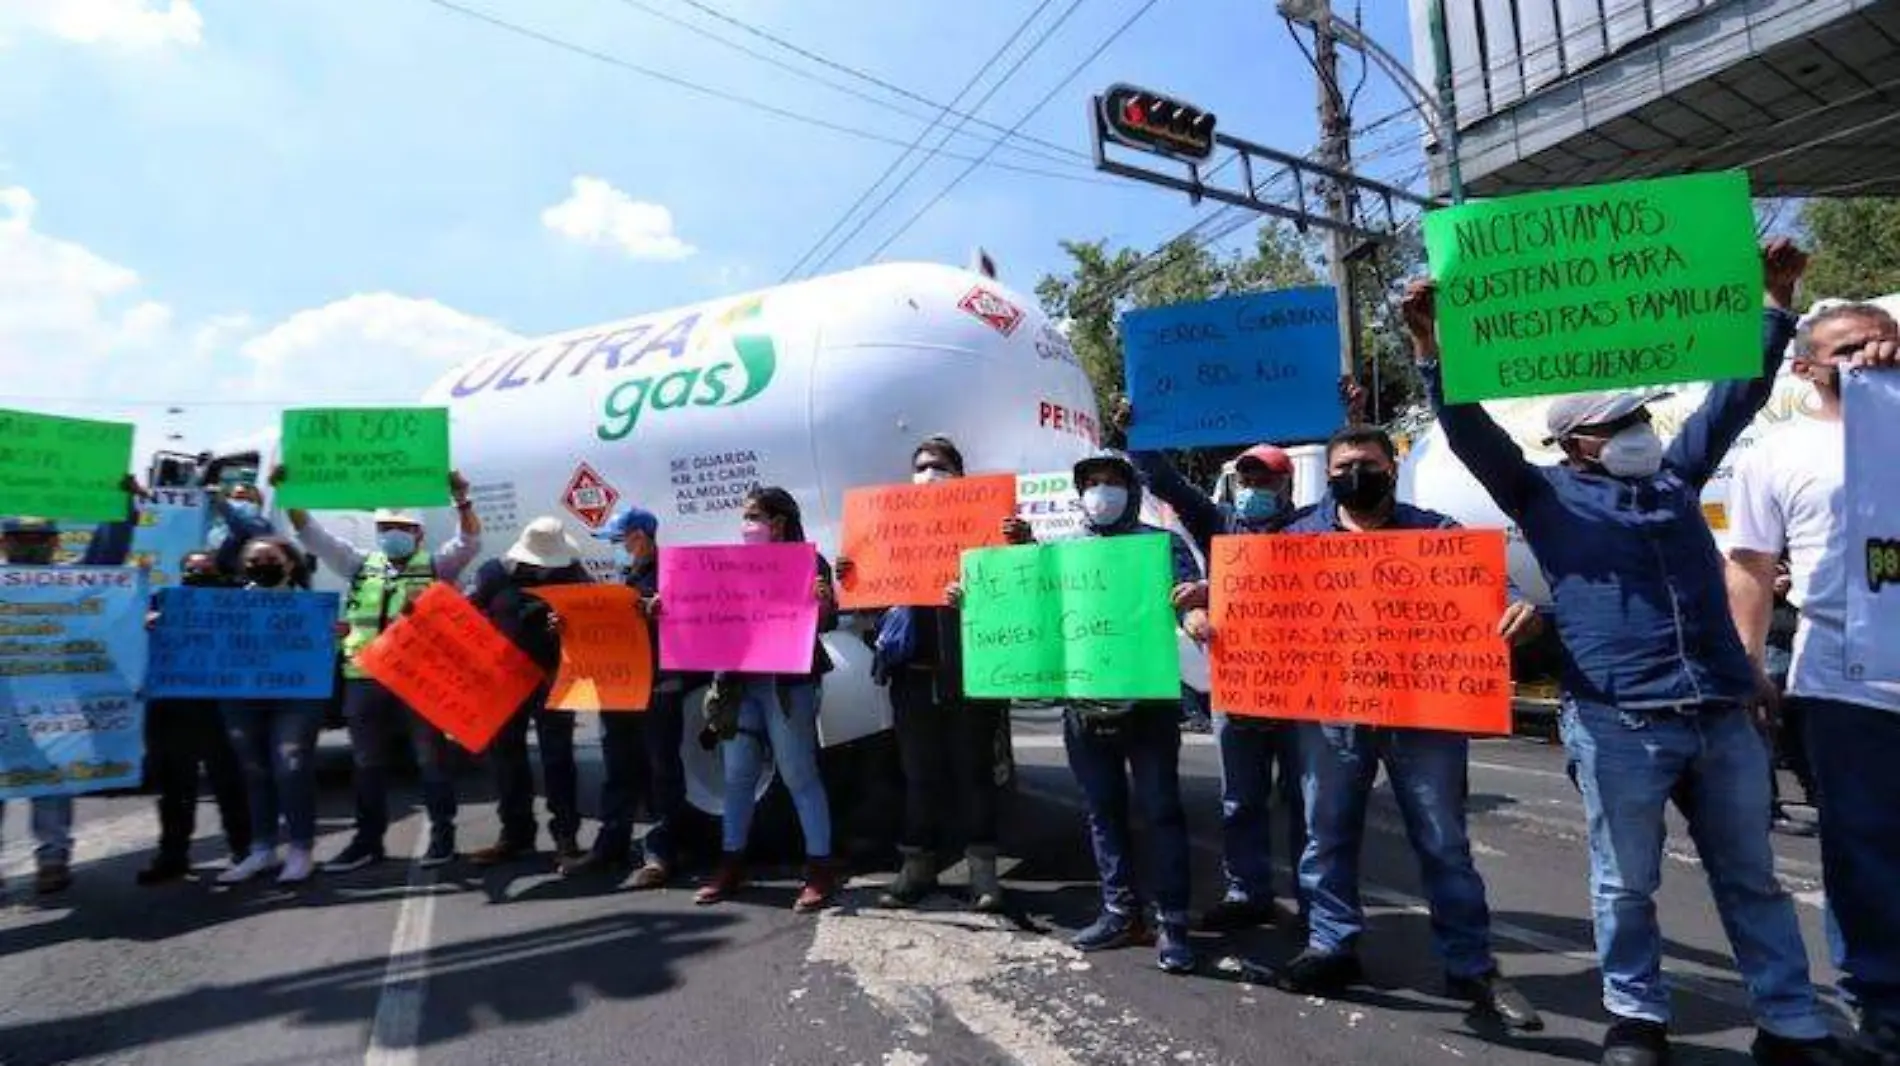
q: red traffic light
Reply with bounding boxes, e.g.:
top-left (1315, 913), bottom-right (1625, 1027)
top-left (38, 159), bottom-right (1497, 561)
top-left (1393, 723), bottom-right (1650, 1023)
top-left (1101, 84), bottom-right (1215, 161)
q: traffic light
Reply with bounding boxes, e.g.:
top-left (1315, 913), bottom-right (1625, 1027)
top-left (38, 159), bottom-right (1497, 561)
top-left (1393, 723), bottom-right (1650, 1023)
top-left (1101, 84), bottom-right (1216, 161)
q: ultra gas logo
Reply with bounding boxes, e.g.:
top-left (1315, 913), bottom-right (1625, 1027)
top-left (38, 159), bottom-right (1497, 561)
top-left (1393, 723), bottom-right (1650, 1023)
top-left (596, 297), bottom-right (776, 441)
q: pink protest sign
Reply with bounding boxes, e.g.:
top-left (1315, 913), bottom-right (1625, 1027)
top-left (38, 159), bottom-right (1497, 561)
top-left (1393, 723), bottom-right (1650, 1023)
top-left (658, 543), bottom-right (821, 674)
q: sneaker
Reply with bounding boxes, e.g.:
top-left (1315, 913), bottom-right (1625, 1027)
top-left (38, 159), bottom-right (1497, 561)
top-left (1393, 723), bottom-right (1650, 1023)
top-left (1750, 1030), bottom-right (1856, 1066)
top-left (695, 855), bottom-right (747, 906)
top-left (794, 859), bottom-right (841, 914)
top-left (1070, 910), bottom-right (1151, 953)
top-left (136, 855), bottom-right (192, 887)
top-left (323, 840), bottom-right (386, 874)
top-left (1198, 896), bottom-right (1277, 933)
top-left (34, 862), bottom-right (73, 896)
top-left (1601, 1018), bottom-right (1670, 1066)
top-left (218, 848), bottom-right (280, 885)
top-left (1447, 970), bottom-right (1544, 1032)
top-left (627, 860), bottom-right (671, 890)
top-left (1273, 948), bottom-right (1365, 996)
top-left (1156, 921), bottom-right (1196, 975)
top-left (277, 847), bottom-right (315, 885)
top-left (468, 839), bottom-right (534, 867)
top-left (420, 832), bottom-right (456, 869)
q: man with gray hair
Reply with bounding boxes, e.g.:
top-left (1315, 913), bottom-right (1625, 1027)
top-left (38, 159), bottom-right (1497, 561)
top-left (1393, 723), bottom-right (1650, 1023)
top-left (1727, 298), bottom-right (1900, 1064)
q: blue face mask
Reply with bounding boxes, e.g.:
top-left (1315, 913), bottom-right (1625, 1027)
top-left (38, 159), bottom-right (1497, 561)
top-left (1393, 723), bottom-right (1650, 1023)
top-left (378, 529), bottom-right (418, 559)
top-left (226, 499), bottom-right (261, 522)
top-left (1233, 487), bottom-right (1287, 523)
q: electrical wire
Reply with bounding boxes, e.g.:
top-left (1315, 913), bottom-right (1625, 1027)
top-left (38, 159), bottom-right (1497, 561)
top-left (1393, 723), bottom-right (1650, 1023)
top-left (859, 0), bottom-right (1161, 264)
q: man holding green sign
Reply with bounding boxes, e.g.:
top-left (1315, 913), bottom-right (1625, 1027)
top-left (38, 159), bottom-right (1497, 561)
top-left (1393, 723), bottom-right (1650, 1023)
top-left (1423, 171), bottom-right (1762, 404)
top-left (958, 449), bottom-right (1204, 975)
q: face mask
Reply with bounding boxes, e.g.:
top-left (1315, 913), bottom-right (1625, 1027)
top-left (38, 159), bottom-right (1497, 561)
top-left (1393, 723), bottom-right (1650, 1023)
top-left (245, 562), bottom-right (288, 587)
top-left (181, 570), bottom-right (223, 588)
top-left (226, 500), bottom-right (261, 522)
top-left (741, 520), bottom-right (774, 545)
top-left (913, 468), bottom-right (953, 486)
top-left (1597, 422), bottom-right (1665, 478)
top-left (379, 529), bottom-right (418, 558)
top-left (1233, 487), bottom-right (1287, 523)
top-left (1080, 485), bottom-right (1130, 527)
top-left (1327, 466), bottom-right (1395, 513)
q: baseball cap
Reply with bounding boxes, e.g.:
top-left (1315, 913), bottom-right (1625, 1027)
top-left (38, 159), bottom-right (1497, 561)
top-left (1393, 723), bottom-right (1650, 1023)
top-left (372, 509), bottom-right (423, 528)
top-left (593, 505), bottom-right (658, 542)
top-left (1544, 388), bottom-right (1673, 444)
top-left (1234, 444), bottom-right (1293, 477)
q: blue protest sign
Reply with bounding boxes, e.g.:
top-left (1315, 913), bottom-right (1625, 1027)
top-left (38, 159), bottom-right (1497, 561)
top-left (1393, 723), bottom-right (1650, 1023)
top-left (1123, 287), bottom-right (1344, 450)
top-left (0, 566), bottom-right (149, 799)
top-left (1846, 370), bottom-right (1900, 682)
top-left (131, 488), bottom-right (210, 590)
top-left (147, 587), bottom-right (340, 700)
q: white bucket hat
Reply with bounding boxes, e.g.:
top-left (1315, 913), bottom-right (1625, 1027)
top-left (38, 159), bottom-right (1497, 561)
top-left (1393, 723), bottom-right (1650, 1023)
top-left (505, 516), bottom-right (581, 569)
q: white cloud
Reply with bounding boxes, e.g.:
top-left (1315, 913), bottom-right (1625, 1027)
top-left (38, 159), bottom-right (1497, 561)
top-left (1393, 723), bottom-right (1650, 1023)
top-left (0, 0), bottom-right (204, 49)
top-left (541, 175), bottom-right (695, 261)
top-left (236, 292), bottom-right (522, 405)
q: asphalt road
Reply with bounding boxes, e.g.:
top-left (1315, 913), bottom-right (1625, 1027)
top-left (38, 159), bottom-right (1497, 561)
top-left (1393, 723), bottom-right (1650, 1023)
top-left (0, 719), bottom-right (1839, 1066)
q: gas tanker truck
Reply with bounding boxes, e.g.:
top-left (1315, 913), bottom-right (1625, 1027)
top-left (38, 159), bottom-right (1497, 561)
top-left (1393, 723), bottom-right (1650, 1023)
top-left (213, 262), bottom-right (1209, 822)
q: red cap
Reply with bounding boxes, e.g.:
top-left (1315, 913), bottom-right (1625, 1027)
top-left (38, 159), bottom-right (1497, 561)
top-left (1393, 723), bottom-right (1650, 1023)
top-left (1235, 444), bottom-right (1292, 477)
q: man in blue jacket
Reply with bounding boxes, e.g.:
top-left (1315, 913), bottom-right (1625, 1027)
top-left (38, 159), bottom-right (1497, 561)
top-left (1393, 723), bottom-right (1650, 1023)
top-left (0, 477), bottom-right (143, 895)
top-left (1403, 239), bottom-right (1847, 1066)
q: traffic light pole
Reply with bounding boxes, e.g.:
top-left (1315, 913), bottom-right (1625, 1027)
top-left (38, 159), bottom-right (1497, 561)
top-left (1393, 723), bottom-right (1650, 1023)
top-left (1311, 0), bottom-right (1360, 383)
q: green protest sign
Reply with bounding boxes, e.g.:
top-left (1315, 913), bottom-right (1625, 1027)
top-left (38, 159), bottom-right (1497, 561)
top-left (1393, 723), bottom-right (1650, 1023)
top-left (277, 407), bottom-right (451, 510)
top-left (0, 409), bottom-right (133, 524)
top-left (959, 534), bottom-right (1182, 700)
top-left (1423, 170), bottom-right (1762, 403)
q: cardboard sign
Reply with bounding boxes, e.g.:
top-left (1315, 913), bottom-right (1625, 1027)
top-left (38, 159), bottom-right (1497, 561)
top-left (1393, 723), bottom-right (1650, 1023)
top-left (0, 566), bottom-right (148, 798)
top-left (959, 535), bottom-right (1181, 700)
top-left (0, 409), bottom-right (134, 524)
top-left (1123, 287), bottom-right (1344, 449)
top-left (147, 587), bottom-right (340, 700)
top-left (838, 474), bottom-right (1017, 609)
top-left (1423, 171), bottom-right (1762, 403)
top-left (658, 543), bottom-right (820, 674)
top-left (277, 406), bottom-right (451, 510)
top-left (1210, 530), bottom-right (1512, 733)
top-left (131, 489), bottom-right (211, 588)
top-left (355, 583), bottom-right (544, 754)
top-left (1845, 370), bottom-right (1900, 682)
top-left (526, 585), bottom-right (653, 711)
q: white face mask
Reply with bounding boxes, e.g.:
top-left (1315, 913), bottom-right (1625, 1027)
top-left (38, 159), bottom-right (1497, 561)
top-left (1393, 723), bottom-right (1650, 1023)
top-left (1080, 485), bottom-right (1129, 527)
top-left (1598, 422), bottom-right (1664, 478)
top-left (912, 468), bottom-right (953, 486)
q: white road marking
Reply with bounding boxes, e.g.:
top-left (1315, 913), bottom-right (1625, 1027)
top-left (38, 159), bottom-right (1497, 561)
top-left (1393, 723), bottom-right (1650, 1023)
top-left (365, 822), bottom-right (436, 1066)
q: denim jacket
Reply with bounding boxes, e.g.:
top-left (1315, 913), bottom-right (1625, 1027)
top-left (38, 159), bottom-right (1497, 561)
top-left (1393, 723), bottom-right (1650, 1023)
top-left (1420, 308), bottom-right (1797, 709)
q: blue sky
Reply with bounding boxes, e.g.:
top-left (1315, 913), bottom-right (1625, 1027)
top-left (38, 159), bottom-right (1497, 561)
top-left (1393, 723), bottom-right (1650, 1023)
top-left (0, 0), bottom-right (1423, 457)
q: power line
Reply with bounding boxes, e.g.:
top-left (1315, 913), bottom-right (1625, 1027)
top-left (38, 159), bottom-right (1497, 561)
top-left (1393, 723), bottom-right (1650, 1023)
top-left (780, 0), bottom-right (1066, 281)
top-left (414, 0), bottom-right (1124, 189)
top-left (861, 0), bottom-right (1162, 263)
top-left (800, 0), bottom-right (1090, 278)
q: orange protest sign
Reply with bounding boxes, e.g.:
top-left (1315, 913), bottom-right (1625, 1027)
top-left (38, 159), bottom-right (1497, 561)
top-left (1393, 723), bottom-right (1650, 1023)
top-left (526, 585), bottom-right (653, 712)
top-left (355, 583), bottom-right (546, 754)
top-left (1210, 529), bottom-right (1513, 734)
top-left (838, 474), bottom-right (1017, 609)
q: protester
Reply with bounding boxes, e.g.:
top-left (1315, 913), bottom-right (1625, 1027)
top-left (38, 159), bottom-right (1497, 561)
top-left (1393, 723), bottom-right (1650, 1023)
top-left (1404, 239), bottom-right (1849, 1066)
top-left (685, 487), bottom-right (841, 913)
top-left (1112, 399), bottom-right (1306, 934)
top-left (274, 467), bottom-right (482, 871)
top-left (206, 478), bottom-right (274, 580)
top-left (1180, 425), bottom-right (1544, 1028)
top-left (465, 517), bottom-right (592, 867)
top-left (836, 435), bottom-right (1032, 914)
top-left (137, 550), bottom-right (253, 886)
top-left (215, 537), bottom-right (325, 885)
top-left (0, 477), bottom-right (143, 895)
top-left (1006, 449), bottom-right (1205, 973)
top-left (1726, 300), bottom-right (1900, 1064)
top-left (560, 505), bottom-right (693, 887)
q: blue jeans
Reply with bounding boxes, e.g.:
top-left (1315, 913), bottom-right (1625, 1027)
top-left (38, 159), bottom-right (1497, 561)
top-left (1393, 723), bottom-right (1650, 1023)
top-left (1062, 703), bottom-right (1191, 923)
top-left (1214, 713), bottom-right (1304, 910)
top-left (1561, 697), bottom-right (1826, 1038)
top-left (722, 679), bottom-right (830, 858)
top-left (1799, 696), bottom-right (1900, 1026)
top-left (0, 796), bottom-right (74, 867)
top-left (222, 700), bottom-right (325, 849)
top-left (1298, 723), bottom-right (1495, 978)
top-left (342, 678), bottom-right (457, 850)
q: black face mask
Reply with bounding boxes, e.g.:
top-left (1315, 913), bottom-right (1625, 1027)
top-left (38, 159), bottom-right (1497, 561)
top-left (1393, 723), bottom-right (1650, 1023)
top-left (245, 563), bottom-right (288, 587)
top-left (181, 570), bottom-right (224, 588)
top-left (1328, 465), bottom-right (1395, 513)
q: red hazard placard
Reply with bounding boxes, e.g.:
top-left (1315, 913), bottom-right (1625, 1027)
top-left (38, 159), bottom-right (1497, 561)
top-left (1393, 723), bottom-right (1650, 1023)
top-left (959, 287), bottom-right (1024, 337)
top-left (562, 463), bottom-right (620, 529)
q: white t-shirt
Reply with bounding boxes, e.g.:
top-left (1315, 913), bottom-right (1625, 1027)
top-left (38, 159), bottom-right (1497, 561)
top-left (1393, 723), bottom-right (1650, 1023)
top-left (1727, 417), bottom-right (1900, 713)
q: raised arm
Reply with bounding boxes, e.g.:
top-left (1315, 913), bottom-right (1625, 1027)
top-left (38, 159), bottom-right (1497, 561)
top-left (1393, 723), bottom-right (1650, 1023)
top-left (430, 471), bottom-right (484, 582)
top-left (1130, 448), bottom-right (1226, 554)
top-left (286, 510), bottom-right (366, 579)
top-left (1403, 280), bottom-right (1540, 519)
top-left (81, 476), bottom-right (145, 566)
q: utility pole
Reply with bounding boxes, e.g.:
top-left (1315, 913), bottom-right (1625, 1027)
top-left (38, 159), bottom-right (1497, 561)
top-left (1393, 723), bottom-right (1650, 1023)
top-left (1311, 1), bottom-right (1361, 386)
